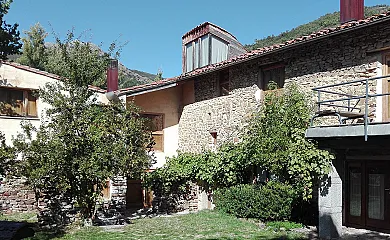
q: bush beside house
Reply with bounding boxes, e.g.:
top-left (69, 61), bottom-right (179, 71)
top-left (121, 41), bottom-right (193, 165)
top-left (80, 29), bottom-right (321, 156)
top-left (146, 83), bottom-right (333, 222)
top-left (214, 182), bottom-right (296, 221)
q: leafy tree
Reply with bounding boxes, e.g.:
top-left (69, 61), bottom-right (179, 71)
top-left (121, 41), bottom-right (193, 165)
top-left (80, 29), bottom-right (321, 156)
top-left (16, 23), bottom-right (47, 70)
top-left (0, 131), bottom-right (15, 175)
top-left (242, 83), bottom-right (333, 199)
top-left (14, 31), bottom-right (154, 220)
top-left (44, 31), bottom-right (114, 88)
top-left (0, 0), bottom-right (21, 59)
top-left (154, 68), bottom-right (163, 81)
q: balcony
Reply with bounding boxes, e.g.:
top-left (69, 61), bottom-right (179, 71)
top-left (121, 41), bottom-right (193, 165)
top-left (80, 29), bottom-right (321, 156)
top-left (306, 75), bottom-right (390, 142)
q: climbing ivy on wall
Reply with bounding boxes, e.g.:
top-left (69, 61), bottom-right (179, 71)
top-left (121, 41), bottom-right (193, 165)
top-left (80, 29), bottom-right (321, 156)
top-left (145, 144), bottom-right (253, 198)
top-left (146, 83), bottom-right (334, 201)
top-left (242, 83), bottom-right (334, 199)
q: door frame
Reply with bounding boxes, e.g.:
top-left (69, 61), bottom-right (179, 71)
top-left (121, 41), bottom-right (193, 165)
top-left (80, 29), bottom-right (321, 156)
top-left (345, 160), bottom-right (390, 232)
top-left (346, 161), bottom-right (366, 228)
top-left (365, 161), bottom-right (390, 230)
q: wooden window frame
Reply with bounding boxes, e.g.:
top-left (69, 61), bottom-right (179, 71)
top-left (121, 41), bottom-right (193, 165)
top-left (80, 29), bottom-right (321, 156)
top-left (382, 52), bottom-right (390, 121)
top-left (259, 63), bottom-right (286, 90)
top-left (0, 87), bottom-right (38, 118)
top-left (218, 69), bottom-right (230, 96)
top-left (140, 112), bottom-right (164, 152)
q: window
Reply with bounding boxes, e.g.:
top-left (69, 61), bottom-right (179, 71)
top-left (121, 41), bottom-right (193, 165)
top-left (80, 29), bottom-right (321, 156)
top-left (141, 113), bottom-right (164, 152)
top-left (383, 53), bottom-right (390, 120)
top-left (210, 36), bottom-right (228, 64)
top-left (200, 35), bottom-right (210, 67)
top-left (219, 70), bottom-right (230, 96)
top-left (185, 34), bottom-right (228, 72)
top-left (209, 131), bottom-right (217, 145)
top-left (261, 64), bottom-right (285, 90)
top-left (0, 88), bottom-right (37, 117)
top-left (186, 43), bottom-right (194, 72)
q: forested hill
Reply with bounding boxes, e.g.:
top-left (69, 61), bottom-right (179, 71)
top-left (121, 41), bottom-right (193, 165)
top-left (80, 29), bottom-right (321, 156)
top-left (245, 5), bottom-right (390, 51)
top-left (118, 63), bottom-right (156, 89)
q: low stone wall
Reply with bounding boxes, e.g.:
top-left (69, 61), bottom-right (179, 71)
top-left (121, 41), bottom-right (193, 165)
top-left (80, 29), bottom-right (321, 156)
top-left (0, 176), bottom-right (36, 213)
top-left (150, 182), bottom-right (200, 213)
top-left (37, 191), bottom-right (76, 229)
top-left (0, 175), bottom-right (130, 229)
top-left (110, 176), bottom-right (127, 212)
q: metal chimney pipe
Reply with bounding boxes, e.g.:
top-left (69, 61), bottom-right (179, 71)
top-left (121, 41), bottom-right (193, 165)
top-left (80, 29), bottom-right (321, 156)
top-left (340, 0), bottom-right (364, 23)
top-left (107, 59), bottom-right (119, 92)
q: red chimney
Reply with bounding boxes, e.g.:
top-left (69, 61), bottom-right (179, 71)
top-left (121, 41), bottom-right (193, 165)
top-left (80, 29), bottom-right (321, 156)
top-left (107, 59), bottom-right (119, 92)
top-left (340, 0), bottom-right (364, 23)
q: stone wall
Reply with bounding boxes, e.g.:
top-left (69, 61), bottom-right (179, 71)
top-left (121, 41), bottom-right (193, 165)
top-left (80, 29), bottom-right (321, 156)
top-left (110, 176), bottom-right (127, 211)
top-left (0, 176), bottom-right (36, 213)
top-left (0, 175), bottom-right (129, 228)
top-left (179, 84), bottom-right (258, 153)
top-left (179, 20), bottom-right (390, 152)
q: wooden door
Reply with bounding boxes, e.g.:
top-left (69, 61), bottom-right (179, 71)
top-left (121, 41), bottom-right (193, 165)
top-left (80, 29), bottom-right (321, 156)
top-left (346, 161), bottom-right (390, 231)
top-left (346, 161), bottom-right (364, 227)
top-left (365, 162), bottom-right (390, 230)
top-left (126, 179), bottom-right (143, 209)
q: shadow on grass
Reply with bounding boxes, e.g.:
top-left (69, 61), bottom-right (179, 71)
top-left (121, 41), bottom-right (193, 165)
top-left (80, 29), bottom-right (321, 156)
top-left (0, 220), bottom-right (36, 240)
top-left (28, 230), bottom-right (66, 240)
top-left (0, 220), bottom-right (66, 240)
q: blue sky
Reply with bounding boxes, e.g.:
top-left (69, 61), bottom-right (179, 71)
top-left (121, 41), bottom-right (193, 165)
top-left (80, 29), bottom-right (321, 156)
top-left (5, 0), bottom-right (390, 78)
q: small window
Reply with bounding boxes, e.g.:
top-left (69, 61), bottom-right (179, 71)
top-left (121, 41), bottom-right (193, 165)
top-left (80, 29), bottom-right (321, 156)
top-left (141, 113), bottom-right (164, 152)
top-left (261, 64), bottom-right (285, 90)
top-left (219, 70), bottom-right (230, 96)
top-left (209, 131), bottom-right (217, 145)
top-left (0, 88), bottom-right (38, 117)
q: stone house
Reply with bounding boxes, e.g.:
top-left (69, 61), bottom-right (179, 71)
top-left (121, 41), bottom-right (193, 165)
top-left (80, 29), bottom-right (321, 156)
top-left (2, 0), bottom-right (390, 237)
top-left (116, 1), bottom-right (390, 238)
top-left (0, 60), bottom-right (172, 220)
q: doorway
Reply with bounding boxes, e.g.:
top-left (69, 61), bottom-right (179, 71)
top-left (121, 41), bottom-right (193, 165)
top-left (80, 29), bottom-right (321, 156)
top-left (346, 160), bottom-right (390, 231)
top-left (126, 179), bottom-right (143, 209)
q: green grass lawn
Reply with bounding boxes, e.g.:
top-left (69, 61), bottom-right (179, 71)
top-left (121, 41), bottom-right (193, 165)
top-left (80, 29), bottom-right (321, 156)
top-left (27, 211), bottom-right (307, 240)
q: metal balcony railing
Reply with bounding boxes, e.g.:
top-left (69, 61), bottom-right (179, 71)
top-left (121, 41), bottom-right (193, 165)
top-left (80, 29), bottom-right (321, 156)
top-left (311, 75), bottom-right (390, 141)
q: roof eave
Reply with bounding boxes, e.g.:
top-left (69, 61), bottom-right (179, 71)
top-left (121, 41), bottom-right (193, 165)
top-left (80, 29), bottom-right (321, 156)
top-left (120, 14), bottom-right (390, 96)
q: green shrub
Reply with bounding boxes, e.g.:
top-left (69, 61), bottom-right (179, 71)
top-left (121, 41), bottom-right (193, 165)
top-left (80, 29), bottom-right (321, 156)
top-left (214, 181), bottom-right (296, 221)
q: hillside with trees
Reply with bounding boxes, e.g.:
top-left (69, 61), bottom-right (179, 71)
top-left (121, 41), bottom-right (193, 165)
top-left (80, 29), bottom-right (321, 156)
top-left (15, 23), bottom-right (156, 89)
top-left (245, 5), bottom-right (390, 51)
